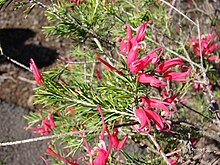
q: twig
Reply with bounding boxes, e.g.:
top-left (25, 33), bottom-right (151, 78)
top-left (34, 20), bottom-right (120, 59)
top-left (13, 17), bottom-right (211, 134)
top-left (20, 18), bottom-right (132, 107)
top-left (182, 153), bottom-right (203, 165)
top-left (18, 76), bottom-right (35, 84)
top-left (159, 0), bottom-right (197, 26)
top-left (167, 0), bottom-right (177, 17)
top-left (148, 134), bottom-right (171, 165)
top-left (180, 103), bottom-right (213, 121)
top-left (0, 45), bottom-right (31, 72)
top-left (0, 131), bottom-right (84, 147)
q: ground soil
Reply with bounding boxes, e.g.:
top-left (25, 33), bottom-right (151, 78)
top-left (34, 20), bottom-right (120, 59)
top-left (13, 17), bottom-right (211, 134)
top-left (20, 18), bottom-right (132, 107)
top-left (0, 1), bottom-right (70, 164)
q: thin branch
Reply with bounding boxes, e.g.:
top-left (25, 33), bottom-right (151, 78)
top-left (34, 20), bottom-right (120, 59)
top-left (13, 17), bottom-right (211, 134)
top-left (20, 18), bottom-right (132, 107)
top-left (0, 45), bottom-right (31, 72)
top-left (159, 0), bottom-right (197, 26)
top-left (0, 131), bottom-right (85, 147)
top-left (148, 134), bottom-right (171, 165)
top-left (180, 103), bottom-right (213, 121)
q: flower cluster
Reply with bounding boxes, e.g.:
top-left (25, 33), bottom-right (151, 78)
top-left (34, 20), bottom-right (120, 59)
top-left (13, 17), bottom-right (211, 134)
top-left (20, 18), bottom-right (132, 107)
top-left (117, 22), bottom-right (191, 133)
top-left (119, 22), bottom-right (191, 84)
top-left (188, 29), bottom-right (219, 63)
top-left (95, 22), bottom-right (191, 134)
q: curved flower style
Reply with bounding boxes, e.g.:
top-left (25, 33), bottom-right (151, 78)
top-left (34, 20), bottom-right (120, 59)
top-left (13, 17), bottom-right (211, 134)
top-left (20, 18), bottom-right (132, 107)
top-left (163, 66), bottom-right (191, 82)
top-left (129, 46), bottom-right (164, 72)
top-left (96, 55), bottom-right (123, 75)
top-left (135, 108), bottom-right (171, 134)
top-left (121, 24), bottom-right (133, 55)
top-left (140, 96), bottom-right (176, 116)
top-left (30, 58), bottom-right (44, 86)
top-left (156, 58), bottom-right (183, 73)
top-left (138, 73), bottom-right (167, 88)
top-left (46, 148), bottom-right (78, 165)
top-left (131, 21), bottom-right (152, 45)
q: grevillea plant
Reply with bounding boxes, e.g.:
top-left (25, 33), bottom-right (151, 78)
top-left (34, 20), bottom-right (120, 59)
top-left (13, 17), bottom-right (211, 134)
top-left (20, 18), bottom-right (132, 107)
top-left (14, 0), bottom-right (219, 165)
top-left (26, 21), bottom-right (194, 164)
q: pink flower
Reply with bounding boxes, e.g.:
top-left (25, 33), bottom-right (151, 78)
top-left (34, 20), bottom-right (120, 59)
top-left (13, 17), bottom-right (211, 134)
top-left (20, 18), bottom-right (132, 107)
top-left (46, 148), bottom-right (78, 165)
top-left (91, 139), bottom-right (112, 165)
top-left (96, 55), bottom-right (123, 75)
top-left (110, 128), bottom-right (128, 150)
top-left (163, 66), bottom-right (191, 82)
top-left (155, 58), bottom-right (183, 73)
top-left (118, 21), bottom-right (152, 55)
top-left (194, 82), bottom-right (203, 91)
top-left (140, 96), bottom-right (176, 116)
top-left (129, 46), bottom-right (164, 72)
top-left (145, 109), bottom-right (170, 131)
top-left (194, 82), bottom-right (212, 91)
top-left (138, 73), bottom-right (167, 88)
top-left (30, 58), bottom-right (44, 86)
top-left (207, 55), bottom-right (219, 63)
top-left (32, 113), bottom-right (55, 135)
top-left (188, 29), bottom-right (219, 60)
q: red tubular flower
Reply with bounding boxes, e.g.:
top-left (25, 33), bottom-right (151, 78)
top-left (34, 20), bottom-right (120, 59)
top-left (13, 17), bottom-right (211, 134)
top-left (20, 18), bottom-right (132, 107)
top-left (145, 109), bottom-right (170, 132)
top-left (163, 66), bottom-right (191, 82)
top-left (32, 113), bottom-right (55, 135)
top-left (30, 58), bottom-right (44, 86)
top-left (138, 73), bottom-right (167, 88)
top-left (208, 55), bottom-right (219, 62)
top-left (46, 148), bottom-right (78, 165)
top-left (129, 53), bottom-right (157, 72)
top-left (140, 96), bottom-right (176, 116)
top-left (92, 147), bottom-right (108, 165)
top-left (96, 55), bottom-right (123, 75)
top-left (77, 106), bottom-right (113, 165)
top-left (117, 134), bottom-right (128, 150)
top-left (156, 58), bottom-right (183, 73)
top-left (168, 158), bottom-right (177, 165)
